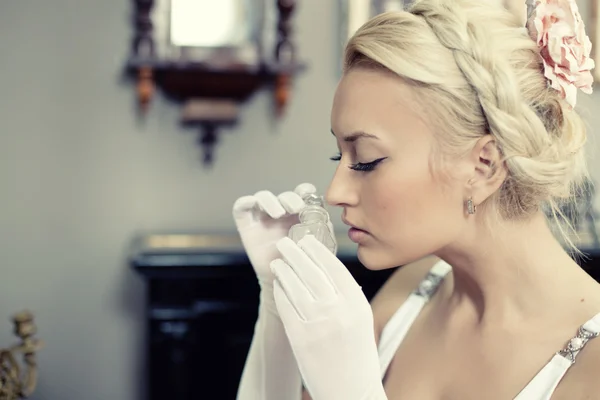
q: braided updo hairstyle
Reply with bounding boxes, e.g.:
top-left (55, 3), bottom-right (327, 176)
top-left (345, 0), bottom-right (589, 245)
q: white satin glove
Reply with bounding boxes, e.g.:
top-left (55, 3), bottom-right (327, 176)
top-left (271, 235), bottom-right (387, 400)
top-left (233, 183), bottom-right (321, 310)
top-left (235, 184), bottom-right (332, 400)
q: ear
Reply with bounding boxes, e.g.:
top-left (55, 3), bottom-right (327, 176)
top-left (468, 135), bottom-right (507, 206)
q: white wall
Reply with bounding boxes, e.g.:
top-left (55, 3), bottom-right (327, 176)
top-left (0, 1), bottom-right (341, 399)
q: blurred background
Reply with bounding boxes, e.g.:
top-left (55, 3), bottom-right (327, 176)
top-left (0, 0), bottom-right (598, 399)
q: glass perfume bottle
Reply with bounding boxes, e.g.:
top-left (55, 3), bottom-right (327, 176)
top-left (288, 193), bottom-right (337, 254)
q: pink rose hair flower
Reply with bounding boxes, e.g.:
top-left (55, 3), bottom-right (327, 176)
top-left (526, 0), bottom-right (595, 107)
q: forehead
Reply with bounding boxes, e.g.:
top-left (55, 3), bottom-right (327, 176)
top-left (331, 68), bottom-right (424, 138)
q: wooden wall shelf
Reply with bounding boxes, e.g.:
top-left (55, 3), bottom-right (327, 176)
top-left (126, 60), bottom-right (306, 102)
top-left (125, 0), bottom-right (305, 166)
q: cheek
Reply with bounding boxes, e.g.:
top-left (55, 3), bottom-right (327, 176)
top-left (359, 161), bottom-right (465, 269)
top-left (369, 160), bottom-right (450, 221)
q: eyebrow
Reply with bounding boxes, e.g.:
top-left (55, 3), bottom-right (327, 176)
top-left (330, 129), bottom-right (379, 142)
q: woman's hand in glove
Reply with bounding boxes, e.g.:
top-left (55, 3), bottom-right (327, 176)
top-left (271, 236), bottom-right (387, 400)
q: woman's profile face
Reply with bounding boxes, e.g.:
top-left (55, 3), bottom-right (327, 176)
top-left (327, 67), bottom-right (470, 270)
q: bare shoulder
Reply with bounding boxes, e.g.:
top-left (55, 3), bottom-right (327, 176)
top-left (371, 255), bottom-right (440, 344)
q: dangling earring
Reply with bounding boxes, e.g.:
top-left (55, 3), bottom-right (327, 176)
top-left (466, 197), bottom-right (476, 215)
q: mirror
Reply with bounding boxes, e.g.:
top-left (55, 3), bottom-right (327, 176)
top-left (150, 0), bottom-right (266, 64)
top-left (170, 0), bottom-right (251, 48)
top-left (126, 0), bottom-right (303, 166)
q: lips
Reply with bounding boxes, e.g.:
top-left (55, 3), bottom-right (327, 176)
top-left (341, 215), bottom-right (367, 233)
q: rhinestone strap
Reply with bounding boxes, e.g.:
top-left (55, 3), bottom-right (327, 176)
top-left (412, 272), bottom-right (445, 301)
top-left (557, 325), bottom-right (600, 364)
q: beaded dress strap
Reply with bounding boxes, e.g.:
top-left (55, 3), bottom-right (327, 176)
top-left (557, 313), bottom-right (600, 364)
top-left (411, 261), bottom-right (450, 301)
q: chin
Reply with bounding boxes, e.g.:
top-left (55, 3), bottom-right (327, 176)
top-left (356, 241), bottom-right (430, 271)
top-left (356, 245), bottom-right (404, 271)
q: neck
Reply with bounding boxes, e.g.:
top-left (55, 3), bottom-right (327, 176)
top-left (435, 211), bottom-right (594, 330)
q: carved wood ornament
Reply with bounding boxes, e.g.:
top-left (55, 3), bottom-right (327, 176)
top-left (126, 0), bottom-right (304, 166)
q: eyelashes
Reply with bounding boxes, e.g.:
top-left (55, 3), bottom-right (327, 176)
top-left (329, 152), bottom-right (386, 172)
top-left (351, 158), bottom-right (385, 172)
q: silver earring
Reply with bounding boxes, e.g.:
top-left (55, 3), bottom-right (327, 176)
top-left (466, 197), bottom-right (476, 215)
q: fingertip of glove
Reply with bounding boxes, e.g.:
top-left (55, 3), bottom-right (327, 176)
top-left (294, 183), bottom-right (317, 197)
top-left (278, 191), bottom-right (305, 214)
top-left (275, 236), bottom-right (295, 251)
top-left (232, 195), bottom-right (256, 214)
top-left (270, 258), bottom-right (286, 275)
top-left (297, 234), bottom-right (318, 248)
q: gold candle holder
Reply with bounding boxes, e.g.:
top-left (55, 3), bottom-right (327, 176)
top-left (0, 311), bottom-right (43, 400)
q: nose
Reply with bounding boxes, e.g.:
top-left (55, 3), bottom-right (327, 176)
top-left (325, 166), bottom-right (359, 208)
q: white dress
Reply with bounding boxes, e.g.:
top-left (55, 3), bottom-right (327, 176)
top-left (377, 261), bottom-right (600, 399)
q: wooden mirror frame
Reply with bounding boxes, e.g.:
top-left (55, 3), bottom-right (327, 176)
top-left (125, 0), bottom-right (305, 165)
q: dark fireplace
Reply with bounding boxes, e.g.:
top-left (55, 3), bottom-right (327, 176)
top-left (130, 234), bottom-right (395, 400)
top-left (130, 233), bottom-right (600, 400)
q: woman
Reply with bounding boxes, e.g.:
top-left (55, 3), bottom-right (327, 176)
top-left (234, 0), bottom-right (599, 398)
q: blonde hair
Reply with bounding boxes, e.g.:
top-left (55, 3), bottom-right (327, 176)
top-left (344, 0), bottom-right (590, 248)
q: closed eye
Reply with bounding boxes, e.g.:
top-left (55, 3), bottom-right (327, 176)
top-left (350, 157), bottom-right (386, 172)
top-left (329, 153), bottom-right (387, 172)
top-left (330, 152), bottom-right (342, 161)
